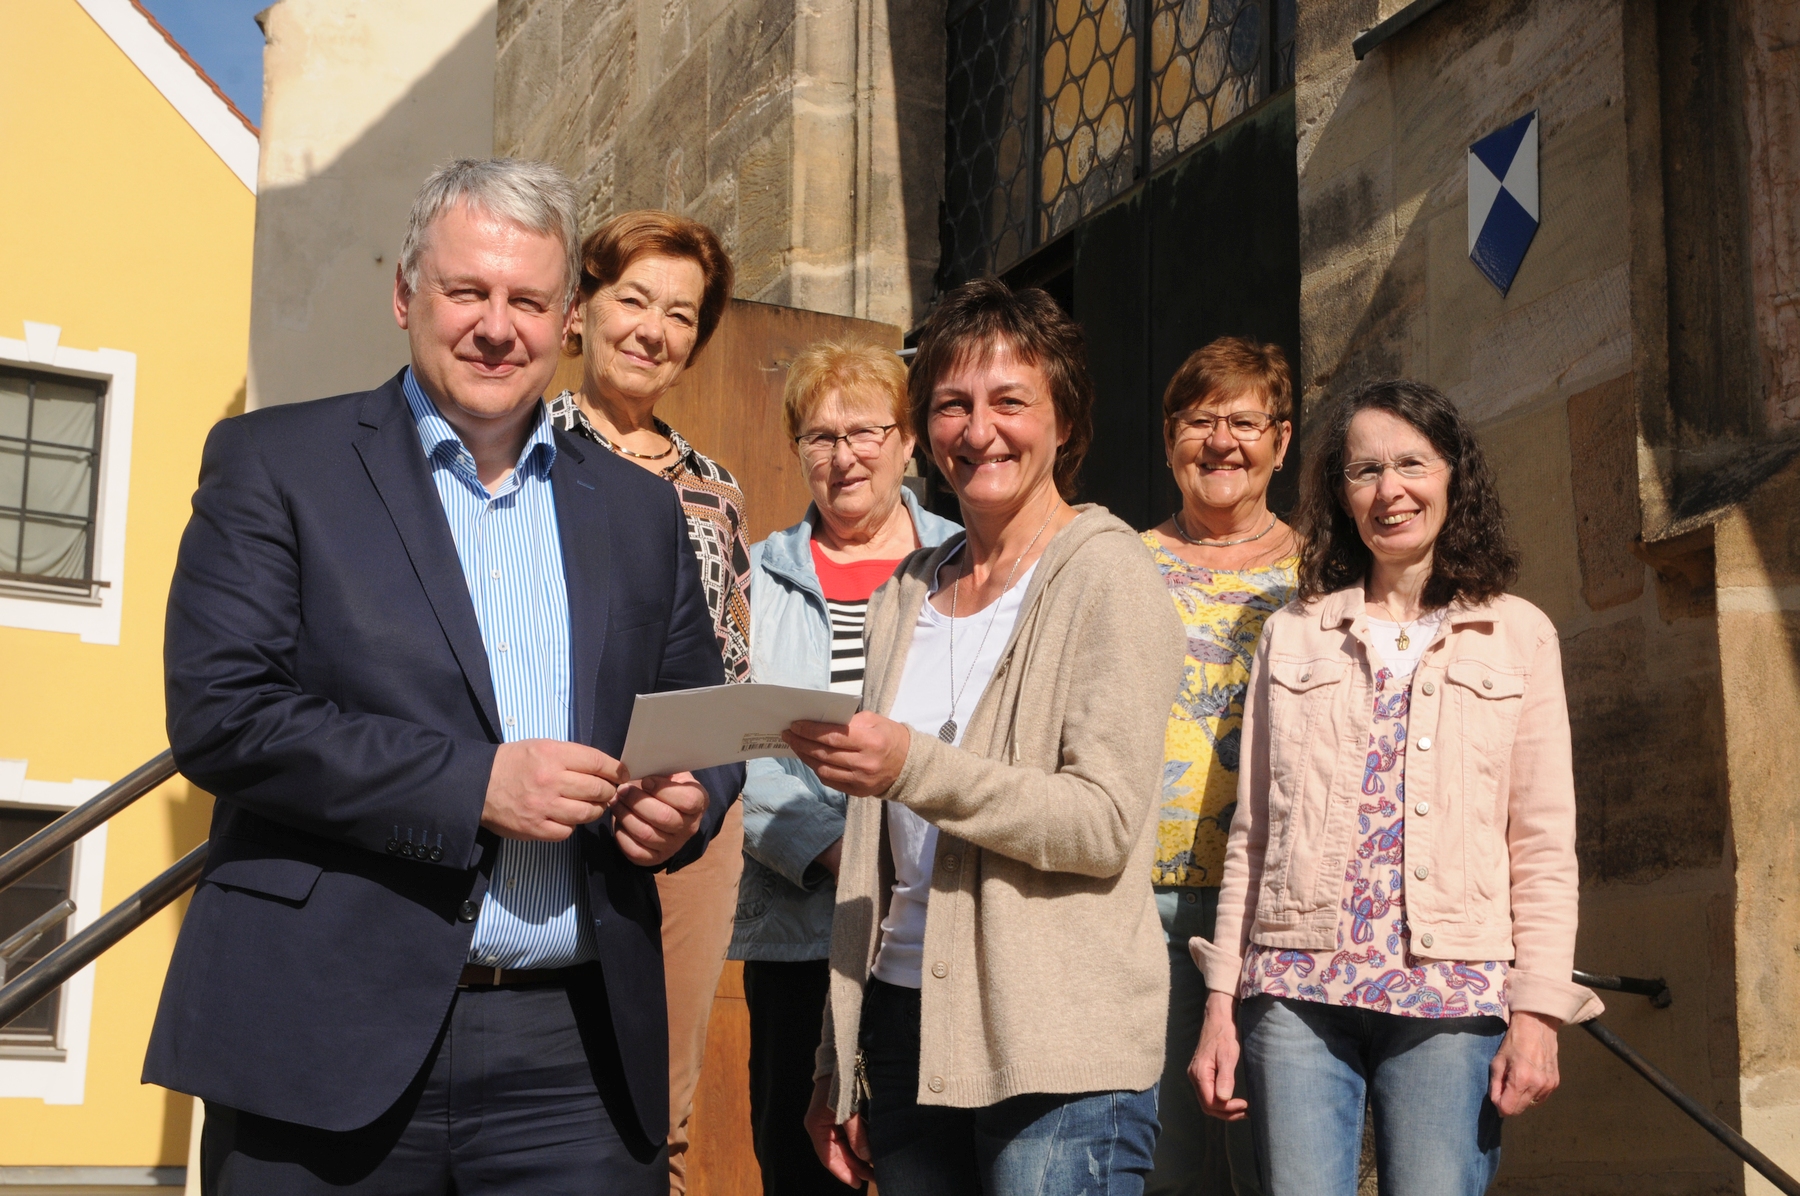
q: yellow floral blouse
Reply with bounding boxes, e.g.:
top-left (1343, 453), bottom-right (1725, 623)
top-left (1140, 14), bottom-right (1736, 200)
top-left (1142, 532), bottom-right (1298, 888)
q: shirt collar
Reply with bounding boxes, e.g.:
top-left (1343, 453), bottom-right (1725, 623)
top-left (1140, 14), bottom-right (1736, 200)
top-left (1316, 584), bottom-right (1494, 630)
top-left (403, 367), bottom-right (557, 480)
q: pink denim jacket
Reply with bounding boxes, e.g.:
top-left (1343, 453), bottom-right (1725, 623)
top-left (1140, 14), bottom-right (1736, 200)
top-left (1192, 587), bottom-right (1603, 1024)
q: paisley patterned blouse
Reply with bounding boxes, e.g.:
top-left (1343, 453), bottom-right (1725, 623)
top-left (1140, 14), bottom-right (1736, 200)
top-left (547, 392), bottom-right (752, 683)
top-left (1241, 665), bottom-right (1511, 1019)
top-left (1142, 532), bottom-right (1297, 888)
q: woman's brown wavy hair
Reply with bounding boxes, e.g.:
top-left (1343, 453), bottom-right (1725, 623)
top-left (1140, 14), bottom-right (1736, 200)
top-left (1294, 378), bottom-right (1519, 607)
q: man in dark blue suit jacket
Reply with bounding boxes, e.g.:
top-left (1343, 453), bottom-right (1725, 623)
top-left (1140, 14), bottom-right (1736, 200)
top-left (145, 160), bottom-right (741, 1193)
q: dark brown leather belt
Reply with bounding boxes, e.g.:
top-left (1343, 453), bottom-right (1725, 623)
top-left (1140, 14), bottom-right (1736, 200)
top-left (457, 964), bottom-right (572, 988)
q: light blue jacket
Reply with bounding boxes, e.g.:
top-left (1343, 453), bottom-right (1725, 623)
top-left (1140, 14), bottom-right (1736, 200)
top-left (728, 488), bottom-right (961, 961)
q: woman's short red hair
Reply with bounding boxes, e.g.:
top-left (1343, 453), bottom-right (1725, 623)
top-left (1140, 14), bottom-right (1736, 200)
top-left (576, 209), bottom-right (735, 362)
top-left (1161, 336), bottom-right (1293, 425)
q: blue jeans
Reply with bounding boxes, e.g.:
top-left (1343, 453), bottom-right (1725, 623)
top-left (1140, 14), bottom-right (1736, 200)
top-left (1239, 996), bottom-right (1505, 1196)
top-left (860, 978), bottom-right (1160, 1196)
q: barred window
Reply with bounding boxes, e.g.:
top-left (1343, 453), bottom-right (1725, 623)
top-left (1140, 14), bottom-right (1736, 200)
top-left (941, 0), bottom-right (1296, 289)
top-left (0, 366), bottom-right (107, 588)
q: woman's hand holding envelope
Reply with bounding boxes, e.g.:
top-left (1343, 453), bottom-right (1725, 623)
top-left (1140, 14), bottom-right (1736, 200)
top-left (783, 712), bottom-right (911, 798)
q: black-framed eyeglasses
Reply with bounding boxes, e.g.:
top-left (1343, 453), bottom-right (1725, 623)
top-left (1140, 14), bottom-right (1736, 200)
top-left (1171, 411), bottom-right (1279, 442)
top-left (794, 423), bottom-right (898, 459)
top-left (1342, 456), bottom-right (1447, 486)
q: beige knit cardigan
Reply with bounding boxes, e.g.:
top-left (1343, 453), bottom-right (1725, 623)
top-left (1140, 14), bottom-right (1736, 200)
top-left (815, 506), bottom-right (1187, 1117)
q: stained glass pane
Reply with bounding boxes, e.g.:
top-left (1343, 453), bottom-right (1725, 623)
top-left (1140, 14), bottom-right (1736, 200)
top-left (1038, 0), bottom-right (1138, 241)
top-left (1146, 0), bottom-right (1269, 169)
top-left (942, 0), bottom-right (1037, 288)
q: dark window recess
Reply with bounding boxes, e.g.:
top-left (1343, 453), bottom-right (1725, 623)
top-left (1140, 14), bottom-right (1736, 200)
top-left (0, 365), bottom-right (107, 589)
top-left (940, 0), bottom-right (1296, 294)
top-left (0, 808), bottom-right (75, 1051)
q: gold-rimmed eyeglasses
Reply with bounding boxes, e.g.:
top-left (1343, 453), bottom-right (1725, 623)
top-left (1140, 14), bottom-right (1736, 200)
top-left (1342, 456), bottom-right (1447, 486)
top-left (1170, 411), bottom-right (1279, 442)
top-left (795, 423), bottom-right (898, 460)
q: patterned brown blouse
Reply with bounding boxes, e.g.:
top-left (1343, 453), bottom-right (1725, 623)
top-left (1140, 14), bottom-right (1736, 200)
top-left (547, 392), bottom-right (752, 683)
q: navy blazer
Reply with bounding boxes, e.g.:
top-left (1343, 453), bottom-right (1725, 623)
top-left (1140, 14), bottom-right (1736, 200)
top-left (144, 372), bottom-right (742, 1138)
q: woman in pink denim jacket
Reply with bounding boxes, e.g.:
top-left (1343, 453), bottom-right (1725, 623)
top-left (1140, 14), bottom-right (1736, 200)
top-left (1188, 379), bottom-right (1602, 1196)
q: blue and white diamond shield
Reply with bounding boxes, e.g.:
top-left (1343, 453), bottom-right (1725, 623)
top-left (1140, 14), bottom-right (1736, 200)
top-left (1468, 111), bottom-right (1539, 295)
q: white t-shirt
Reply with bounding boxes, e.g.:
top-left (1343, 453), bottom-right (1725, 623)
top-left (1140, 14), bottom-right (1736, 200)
top-left (1366, 609), bottom-right (1448, 679)
top-left (871, 551), bottom-right (1038, 988)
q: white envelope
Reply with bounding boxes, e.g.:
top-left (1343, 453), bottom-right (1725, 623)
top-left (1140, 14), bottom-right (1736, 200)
top-left (619, 683), bottom-right (861, 779)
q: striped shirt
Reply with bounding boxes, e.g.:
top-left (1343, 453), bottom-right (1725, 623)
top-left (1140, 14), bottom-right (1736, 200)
top-left (827, 599), bottom-right (871, 695)
top-left (810, 541), bottom-right (906, 697)
top-left (403, 370), bottom-right (595, 970)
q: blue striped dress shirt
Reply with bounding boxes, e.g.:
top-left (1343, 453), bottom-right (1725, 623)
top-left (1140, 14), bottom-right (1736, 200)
top-left (404, 369), bottom-right (596, 969)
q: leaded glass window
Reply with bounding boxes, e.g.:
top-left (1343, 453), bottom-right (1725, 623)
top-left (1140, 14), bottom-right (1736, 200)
top-left (942, 0), bottom-right (1037, 287)
top-left (1039, 0), bottom-right (1138, 239)
top-left (0, 366), bottom-right (106, 587)
top-left (940, 0), bottom-right (1296, 290)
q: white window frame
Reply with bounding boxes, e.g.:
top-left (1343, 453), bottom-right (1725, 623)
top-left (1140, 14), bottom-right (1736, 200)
top-left (0, 759), bottom-right (108, 1104)
top-left (0, 323), bottom-right (136, 645)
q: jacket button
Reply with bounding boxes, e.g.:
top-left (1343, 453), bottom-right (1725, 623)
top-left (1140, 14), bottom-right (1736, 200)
top-left (1482, 678), bottom-right (1494, 690)
top-left (1414, 801), bottom-right (1430, 816)
top-left (928, 1076), bottom-right (944, 1093)
top-left (429, 846), bottom-right (444, 862)
top-left (1420, 932), bottom-right (1435, 949)
top-left (399, 842), bottom-right (415, 858)
top-left (1300, 671), bottom-right (1312, 682)
top-left (1415, 865), bottom-right (1429, 880)
top-left (942, 854), bottom-right (959, 871)
top-left (1416, 736), bottom-right (1432, 751)
top-left (386, 839), bottom-right (400, 854)
top-left (931, 961), bottom-right (948, 979)
top-left (458, 900), bottom-right (480, 922)
top-left (1183, 891), bottom-right (1197, 904)
top-left (1420, 681), bottom-right (1435, 696)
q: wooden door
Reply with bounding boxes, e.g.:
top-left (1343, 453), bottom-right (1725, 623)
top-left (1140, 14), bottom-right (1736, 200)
top-left (554, 298), bottom-right (902, 1196)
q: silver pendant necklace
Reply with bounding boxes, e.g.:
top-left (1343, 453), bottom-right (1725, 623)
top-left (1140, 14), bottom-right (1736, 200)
top-left (940, 505), bottom-right (1059, 743)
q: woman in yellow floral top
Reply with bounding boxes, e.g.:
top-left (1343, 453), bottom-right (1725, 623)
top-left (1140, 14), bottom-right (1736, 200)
top-left (1142, 338), bottom-right (1297, 1196)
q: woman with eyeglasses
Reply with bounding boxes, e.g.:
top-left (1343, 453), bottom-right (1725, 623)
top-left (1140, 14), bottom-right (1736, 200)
top-left (1187, 379), bottom-right (1602, 1196)
top-left (1141, 337), bottom-right (1295, 1196)
top-left (730, 340), bottom-right (959, 1195)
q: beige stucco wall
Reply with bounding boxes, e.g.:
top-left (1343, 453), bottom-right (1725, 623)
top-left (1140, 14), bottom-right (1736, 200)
top-left (495, 0), bottom-right (942, 332)
top-left (246, 0), bottom-right (497, 409)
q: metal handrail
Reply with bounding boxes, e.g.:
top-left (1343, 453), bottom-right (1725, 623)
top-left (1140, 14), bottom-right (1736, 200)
top-left (1578, 969), bottom-right (1800, 1195)
top-left (0, 751), bottom-right (178, 894)
top-left (0, 898), bottom-right (76, 979)
top-left (0, 843), bottom-right (207, 1030)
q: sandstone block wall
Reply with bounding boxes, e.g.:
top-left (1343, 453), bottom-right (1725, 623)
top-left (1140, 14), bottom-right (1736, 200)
top-left (1295, 1), bottom-right (1746, 1189)
top-left (495, 0), bottom-right (943, 332)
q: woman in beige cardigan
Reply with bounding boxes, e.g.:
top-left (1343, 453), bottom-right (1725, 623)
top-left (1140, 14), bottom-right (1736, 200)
top-left (783, 278), bottom-right (1185, 1196)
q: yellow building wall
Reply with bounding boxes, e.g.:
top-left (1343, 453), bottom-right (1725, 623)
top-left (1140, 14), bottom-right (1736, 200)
top-left (0, 0), bottom-right (253, 1166)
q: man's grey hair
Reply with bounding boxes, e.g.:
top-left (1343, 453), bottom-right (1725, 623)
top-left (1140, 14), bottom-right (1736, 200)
top-left (399, 158), bottom-right (582, 309)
